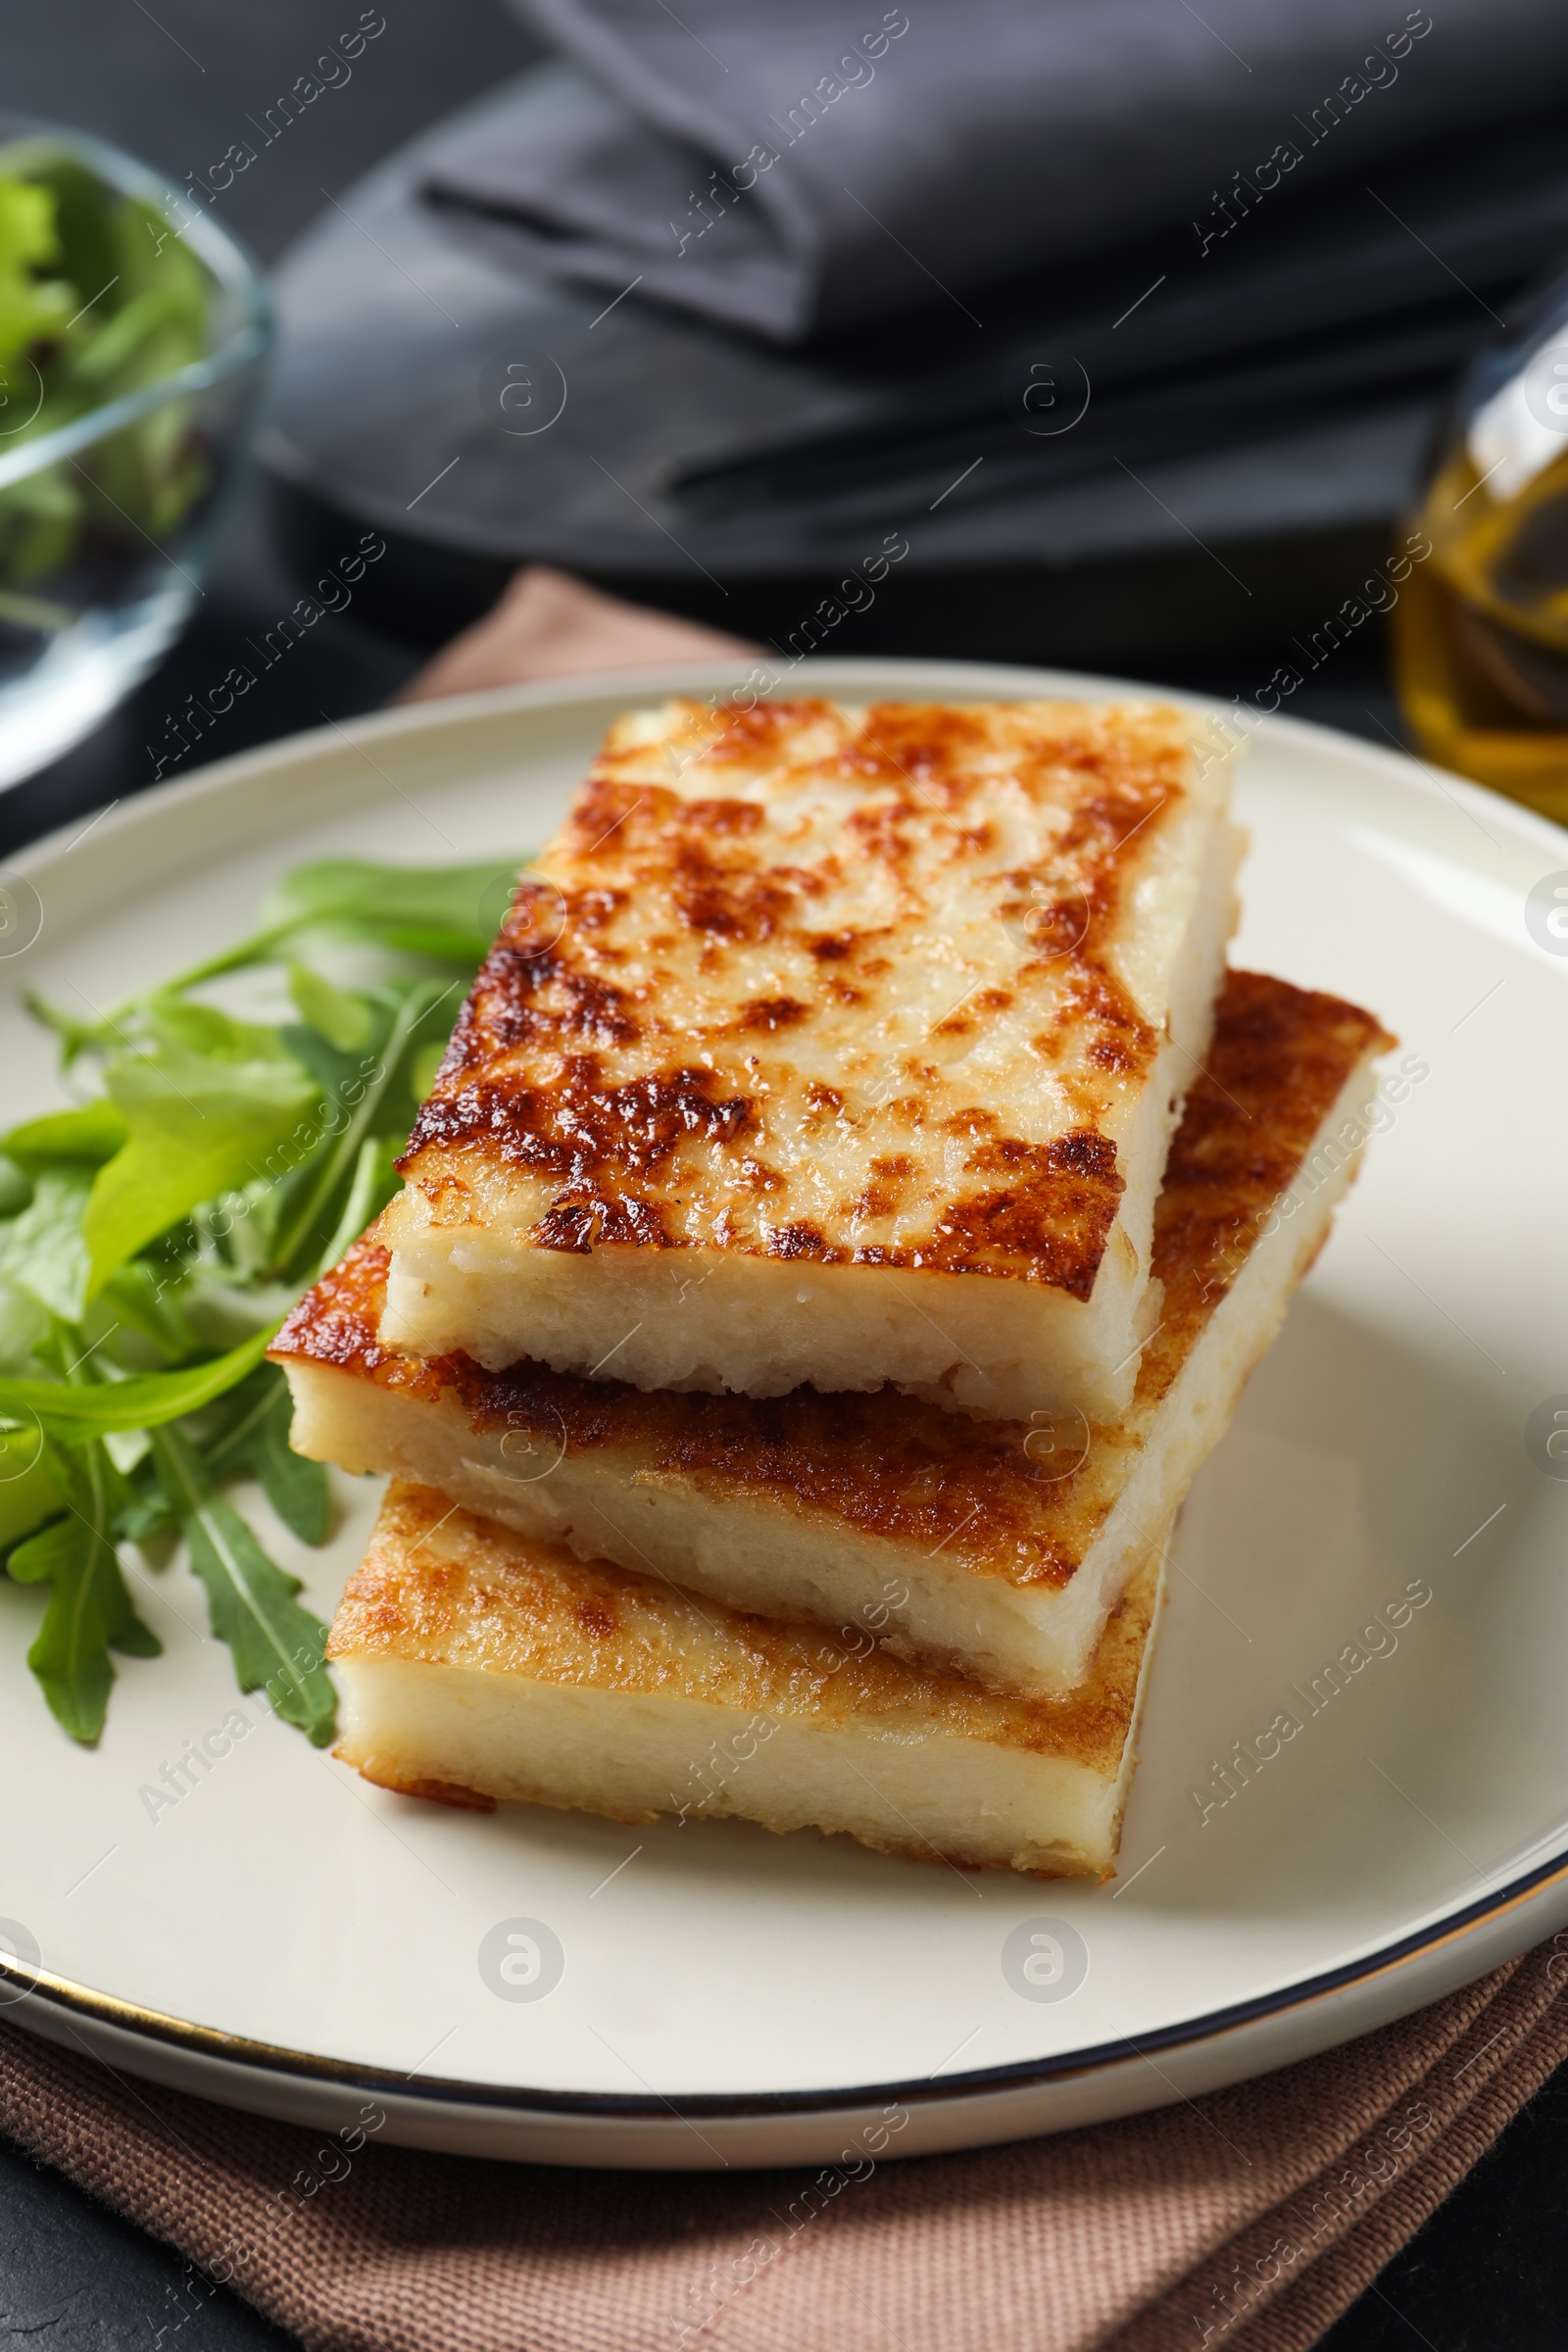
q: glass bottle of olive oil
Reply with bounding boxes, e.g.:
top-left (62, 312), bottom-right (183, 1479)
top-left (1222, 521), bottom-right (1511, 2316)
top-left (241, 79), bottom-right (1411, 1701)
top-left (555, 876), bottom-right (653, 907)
top-left (1393, 281), bottom-right (1568, 826)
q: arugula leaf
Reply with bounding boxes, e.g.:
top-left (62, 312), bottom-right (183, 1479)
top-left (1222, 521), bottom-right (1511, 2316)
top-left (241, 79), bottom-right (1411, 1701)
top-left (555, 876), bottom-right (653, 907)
top-left (200, 1365), bottom-right (328, 1545)
top-left (267, 979), bottom-right (454, 1277)
top-left (0, 1164), bottom-right (93, 1320)
top-left (8, 1438), bottom-right (160, 1741)
top-left (152, 1426), bottom-right (334, 1744)
top-left (0, 176), bottom-right (74, 366)
top-left (137, 999), bottom-right (274, 1058)
top-left (0, 1323), bottom-right (276, 1432)
top-left (19, 990), bottom-right (127, 1067)
top-left (259, 858), bottom-right (523, 964)
top-left (0, 1279), bottom-right (49, 1375)
top-left (409, 1040), bottom-right (446, 1103)
top-left (0, 471), bottom-right (81, 597)
top-left (110, 1448), bottom-right (177, 1546)
top-left (99, 1257), bottom-right (193, 1359)
top-left (6, 844), bottom-right (530, 1744)
top-left (83, 1011), bottom-right (320, 1296)
top-left (0, 159), bottom-right (217, 597)
top-left (287, 962), bottom-right (373, 1053)
top-left (0, 1426), bottom-right (62, 1552)
top-left (313, 1134), bottom-right (401, 1280)
top-left (70, 278), bottom-right (193, 391)
top-left (148, 858), bottom-right (527, 996)
top-left (3, 1101), bottom-right (127, 1170)
top-left (70, 196), bottom-right (212, 542)
top-left (26, 159), bottom-right (115, 347)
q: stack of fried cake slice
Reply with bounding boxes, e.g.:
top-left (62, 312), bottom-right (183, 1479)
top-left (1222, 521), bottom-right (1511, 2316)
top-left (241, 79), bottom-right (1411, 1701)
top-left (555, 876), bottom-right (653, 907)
top-left (273, 697), bottom-right (1391, 1879)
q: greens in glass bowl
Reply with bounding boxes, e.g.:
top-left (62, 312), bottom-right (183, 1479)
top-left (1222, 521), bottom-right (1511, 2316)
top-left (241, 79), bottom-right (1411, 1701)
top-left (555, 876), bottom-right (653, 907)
top-left (0, 117), bottom-right (270, 790)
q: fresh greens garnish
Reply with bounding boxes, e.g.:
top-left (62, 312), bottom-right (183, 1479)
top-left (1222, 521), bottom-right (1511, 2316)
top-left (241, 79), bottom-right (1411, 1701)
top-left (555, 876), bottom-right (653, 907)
top-left (9, 1440), bottom-right (162, 1744)
top-left (151, 1425), bottom-right (335, 1746)
top-left (84, 1004), bottom-right (323, 1299)
top-left (0, 150), bottom-right (217, 628)
top-left (0, 1326), bottom-right (279, 1434)
top-left (1, 851), bottom-right (524, 1745)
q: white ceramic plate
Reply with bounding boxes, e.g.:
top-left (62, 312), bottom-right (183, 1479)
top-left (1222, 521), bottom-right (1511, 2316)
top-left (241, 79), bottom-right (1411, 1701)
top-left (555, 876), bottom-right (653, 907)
top-left (4, 658), bottom-right (1567, 2172)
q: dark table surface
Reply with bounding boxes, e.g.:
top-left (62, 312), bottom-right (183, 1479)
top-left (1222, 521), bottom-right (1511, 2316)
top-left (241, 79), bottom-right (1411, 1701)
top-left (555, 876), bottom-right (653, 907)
top-left (1, 7), bottom-right (1563, 2347)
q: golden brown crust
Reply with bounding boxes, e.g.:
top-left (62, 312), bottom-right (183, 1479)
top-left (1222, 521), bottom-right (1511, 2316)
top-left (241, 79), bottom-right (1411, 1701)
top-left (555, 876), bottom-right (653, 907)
top-left (328, 1482), bottom-right (1156, 1774)
top-left (1132, 968), bottom-right (1393, 1408)
top-left (349, 1761), bottom-right (497, 1812)
top-left (277, 972), bottom-right (1392, 1594)
top-left (393, 698), bottom-right (1209, 1296)
top-left (277, 1238), bottom-right (449, 1400)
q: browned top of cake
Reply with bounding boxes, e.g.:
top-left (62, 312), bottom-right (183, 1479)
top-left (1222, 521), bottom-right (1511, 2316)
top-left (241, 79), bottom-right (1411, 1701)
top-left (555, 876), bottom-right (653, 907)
top-left (277, 972), bottom-right (1390, 1591)
top-left (330, 1481), bottom-right (1159, 1770)
top-left (389, 697), bottom-right (1221, 1298)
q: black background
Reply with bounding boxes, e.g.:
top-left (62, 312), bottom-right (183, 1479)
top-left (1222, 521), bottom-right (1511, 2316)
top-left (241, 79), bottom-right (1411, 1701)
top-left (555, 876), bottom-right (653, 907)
top-left (0, 6), bottom-right (1562, 2345)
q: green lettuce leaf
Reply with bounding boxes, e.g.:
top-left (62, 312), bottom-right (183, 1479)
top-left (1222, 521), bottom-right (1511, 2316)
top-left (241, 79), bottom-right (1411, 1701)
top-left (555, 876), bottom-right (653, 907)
top-left (7, 1438), bottom-right (160, 1741)
top-left (259, 858), bottom-right (522, 963)
top-left (0, 176), bottom-right (74, 366)
top-left (4, 844), bottom-right (529, 1745)
top-left (0, 1163), bottom-right (93, 1320)
top-left (0, 1426), bottom-right (63, 1553)
top-left (0, 1323), bottom-right (276, 1432)
top-left (287, 962), bottom-right (373, 1053)
top-left (3, 1100), bottom-right (127, 1170)
top-left (200, 1364), bottom-right (329, 1545)
top-left (99, 1257), bottom-right (194, 1359)
top-left (152, 858), bottom-right (528, 996)
top-left (266, 978), bottom-right (455, 1278)
top-left (152, 1426), bottom-right (334, 1744)
top-left (83, 1007), bottom-right (320, 1296)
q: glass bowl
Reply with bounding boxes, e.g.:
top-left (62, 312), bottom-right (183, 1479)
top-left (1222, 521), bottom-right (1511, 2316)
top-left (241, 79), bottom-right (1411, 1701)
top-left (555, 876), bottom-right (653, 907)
top-left (0, 115), bottom-right (270, 792)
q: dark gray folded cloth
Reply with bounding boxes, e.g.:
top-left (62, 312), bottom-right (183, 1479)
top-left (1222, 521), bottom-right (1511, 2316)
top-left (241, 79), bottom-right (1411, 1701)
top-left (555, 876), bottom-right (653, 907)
top-left (423, 0), bottom-right (1568, 341)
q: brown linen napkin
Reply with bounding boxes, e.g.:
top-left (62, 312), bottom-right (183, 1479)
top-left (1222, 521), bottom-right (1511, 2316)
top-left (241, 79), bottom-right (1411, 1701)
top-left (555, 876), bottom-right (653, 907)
top-left (4, 566), bottom-right (1563, 2350)
top-left (2, 1947), bottom-right (1566, 2352)
top-left (393, 564), bottom-right (758, 701)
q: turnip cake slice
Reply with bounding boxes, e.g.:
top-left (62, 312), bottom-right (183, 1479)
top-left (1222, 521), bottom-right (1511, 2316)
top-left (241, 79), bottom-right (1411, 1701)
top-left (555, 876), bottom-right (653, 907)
top-left (378, 697), bottom-right (1240, 1423)
top-left (278, 972), bottom-right (1393, 1698)
top-left (327, 1482), bottom-right (1170, 1881)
